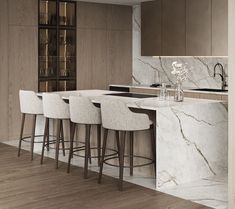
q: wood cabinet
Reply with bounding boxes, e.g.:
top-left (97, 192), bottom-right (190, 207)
top-left (141, 0), bottom-right (228, 56)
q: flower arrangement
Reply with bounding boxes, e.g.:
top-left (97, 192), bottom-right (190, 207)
top-left (171, 61), bottom-right (188, 83)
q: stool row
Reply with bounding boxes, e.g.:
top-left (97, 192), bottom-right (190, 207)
top-left (18, 90), bottom-right (156, 191)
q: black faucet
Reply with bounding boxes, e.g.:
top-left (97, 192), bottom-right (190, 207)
top-left (213, 63), bottom-right (227, 90)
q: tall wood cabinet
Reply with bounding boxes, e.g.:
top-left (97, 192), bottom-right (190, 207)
top-left (141, 0), bottom-right (228, 56)
top-left (38, 0), bottom-right (77, 92)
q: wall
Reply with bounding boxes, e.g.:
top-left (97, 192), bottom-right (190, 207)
top-left (133, 5), bottom-right (228, 89)
top-left (0, 0), bottom-right (38, 141)
top-left (77, 2), bottom-right (132, 90)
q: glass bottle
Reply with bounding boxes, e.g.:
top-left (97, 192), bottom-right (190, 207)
top-left (159, 83), bottom-right (168, 100)
top-left (174, 82), bottom-right (184, 102)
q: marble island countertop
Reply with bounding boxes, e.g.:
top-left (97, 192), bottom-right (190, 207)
top-left (109, 84), bottom-right (228, 96)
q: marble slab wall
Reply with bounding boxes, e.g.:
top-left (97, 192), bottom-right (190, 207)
top-left (132, 5), bottom-right (228, 89)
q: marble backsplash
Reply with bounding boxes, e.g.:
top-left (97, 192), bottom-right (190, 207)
top-left (132, 5), bottom-right (228, 89)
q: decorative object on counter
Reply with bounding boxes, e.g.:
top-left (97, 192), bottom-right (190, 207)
top-left (159, 83), bottom-right (168, 100)
top-left (171, 62), bottom-right (188, 102)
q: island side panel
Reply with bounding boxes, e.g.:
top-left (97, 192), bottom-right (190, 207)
top-left (156, 102), bottom-right (228, 189)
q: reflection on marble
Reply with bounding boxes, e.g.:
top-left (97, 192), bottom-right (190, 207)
top-left (4, 140), bottom-right (227, 209)
top-left (156, 102), bottom-right (228, 189)
top-left (132, 5), bottom-right (228, 89)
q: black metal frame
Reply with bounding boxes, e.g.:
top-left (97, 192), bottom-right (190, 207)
top-left (38, 0), bottom-right (77, 92)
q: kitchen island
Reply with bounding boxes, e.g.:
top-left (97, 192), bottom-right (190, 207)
top-left (38, 90), bottom-right (228, 190)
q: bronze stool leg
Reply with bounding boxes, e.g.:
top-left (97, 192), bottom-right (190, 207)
top-left (46, 119), bottom-right (50, 151)
top-left (98, 129), bottom-right (108, 184)
top-left (55, 119), bottom-right (62, 169)
top-left (97, 124), bottom-right (101, 166)
top-left (150, 124), bottom-right (156, 176)
top-left (84, 124), bottom-right (91, 179)
top-left (119, 131), bottom-right (126, 191)
top-left (129, 131), bottom-right (134, 176)
top-left (30, 115), bottom-right (37, 161)
top-left (67, 122), bottom-right (75, 173)
top-left (60, 120), bottom-right (66, 156)
top-left (41, 118), bottom-right (49, 164)
top-left (115, 131), bottom-right (121, 165)
top-left (18, 113), bottom-right (26, 157)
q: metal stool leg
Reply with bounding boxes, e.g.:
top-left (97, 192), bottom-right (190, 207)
top-left (30, 115), bottom-right (37, 161)
top-left (55, 119), bottom-right (61, 169)
top-left (18, 113), bottom-right (26, 157)
top-left (119, 131), bottom-right (126, 191)
top-left (88, 125), bottom-right (92, 165)
top-left (129, 131), bottom-right (134, 176)
top-left (41, 118), bottom-right (49, 164)
top-left (115, 131), bottom-right (121, 165)
top-left (150, 124), bottom-right (156, 176)
top-left (98, 129), bottom-right (108, 184)
top-left (84, 124), bottom-right (91, 179)
top-left (67, 122), bottom-right (75, 173)
top-left (60, 120), bottom-right (66, 156)
top-left (97, 124), bottom-right (101, 166)
top-left (46, 119), bottom-right (50, 151)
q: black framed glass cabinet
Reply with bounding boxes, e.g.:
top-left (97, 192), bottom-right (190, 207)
top-left (38, 0), bottom-right (76, 92)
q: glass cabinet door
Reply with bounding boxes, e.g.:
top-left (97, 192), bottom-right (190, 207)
top-left (39, 0), bottom-right (57, 25)
top-left (58, 80), bottom-right (76, 91)
top-left (59, 2), bottom-right (76, 26)
top-left (39, 29), bottom-right (57, 78)
top-left (59, 29), bottom-right (76, 78)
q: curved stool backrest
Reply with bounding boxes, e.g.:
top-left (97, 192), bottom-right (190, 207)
top-left (100, 99), bottom-right (151, 131)
top-left (19, 90), bottom-right (43, 115)
top-left (69, 96), bottom-right (101, 125)
top-left (42, 93), bottom-right (70, 119)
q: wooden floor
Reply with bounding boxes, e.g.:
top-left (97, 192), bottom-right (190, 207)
top-left (0, 143), bottom-right (211, 209)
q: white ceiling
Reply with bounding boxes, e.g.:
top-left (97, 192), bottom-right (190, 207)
top-left (76, 0), bottom-right (151, 6)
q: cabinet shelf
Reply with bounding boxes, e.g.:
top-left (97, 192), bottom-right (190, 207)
top-left (38, 0), bottom-right (76, 92)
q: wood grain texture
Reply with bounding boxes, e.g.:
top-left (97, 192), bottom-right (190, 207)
top-left (141, 0), bottom-right (162, 56)
top-left (212, 0), bottom-right (228, 56)
top-left (77, 29), bottom-right (107, 90)
top-left (107, 5), bottom-right (132, 30)
top-left (8, 0), bottom-right (38, 26)
top-left (186, 0), bottom-right (212, 56)
top-left (162, 0), bottom-right (186, 56)
top-left (0, 143), bottom-right (211, 209)
top-left (77, 2), bottom-right (107, 29)
top-left (8, 26), bottom-right (38, 140)
top-left (0, 0), bottom-right (9, 141)
top-left (107, 30), bottom-right (132, 85)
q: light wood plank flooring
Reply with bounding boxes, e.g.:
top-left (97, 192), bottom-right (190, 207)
top-left (0, 143), bottom-right (212, 209)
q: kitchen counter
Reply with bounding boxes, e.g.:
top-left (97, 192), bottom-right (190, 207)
top-left (37, 90), bottom-right (228, 189)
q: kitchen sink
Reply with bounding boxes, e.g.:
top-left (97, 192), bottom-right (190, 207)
top-left (191, 88), bottom-right (228, 93)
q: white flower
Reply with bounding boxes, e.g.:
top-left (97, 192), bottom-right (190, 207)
top-left (171, 61), bottom-right (189, 83)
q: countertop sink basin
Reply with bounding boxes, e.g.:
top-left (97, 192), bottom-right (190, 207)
top-left (106, 92), bottom-right (157, 98)
top-left (191, 88), bottom-right (228, 93)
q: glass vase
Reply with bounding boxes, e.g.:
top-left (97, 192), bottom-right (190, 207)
top-left (174, 82), bottom-right (184, 102)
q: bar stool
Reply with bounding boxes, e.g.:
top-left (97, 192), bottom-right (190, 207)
top-left (41, 93), bottom-right (70, 169)
top-left (18, 90), bottom-right (45, 160)
top-left (68, 96), bottom-right (102, 179)
top-left (98, 99), bottom-right (156, 191)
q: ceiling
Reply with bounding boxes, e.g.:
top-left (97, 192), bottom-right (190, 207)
top-left (75, 0), bottom-right (151, 5)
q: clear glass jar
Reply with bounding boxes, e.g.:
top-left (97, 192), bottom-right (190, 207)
top-left (174, 82), bottom-right (184, 102)
top-left (159, 83), bottom-right (168, 100)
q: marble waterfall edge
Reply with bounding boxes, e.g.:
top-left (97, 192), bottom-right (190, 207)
top-left (155, 102), bottom-right (228, 189)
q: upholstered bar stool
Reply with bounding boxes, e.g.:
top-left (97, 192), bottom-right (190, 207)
top-left (18, 90), bottom-right (44, 160)
top-left (98, 100), bottom-right (156, 191)
top-left (41, 93), bottom-right (70, 169)
top-left (68, 96), bottom-right (102, 179)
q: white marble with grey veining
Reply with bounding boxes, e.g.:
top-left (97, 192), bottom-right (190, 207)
top-left (132, 5), bottom-right (228, 89)
top-left (156, 102), bottom-right (228, 190)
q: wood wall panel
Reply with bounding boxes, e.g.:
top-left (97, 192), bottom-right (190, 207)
top-left (77, 2), bottom-right (132, 90)
top-left (0, 0), bottom-right (9, 140)
top-left (162, 0), bottom-right (186, 56)
top-left (212, 0), bottom-right (228, 56)
top-left (8, 26), bottom-right (38, 139)
top-left (186, 0), bottom-right (212, 55)
top-left (107, 30), bottom-right (132, 85)
top-left (107, 5), bottom-right (132, 30)
top-left (141, 0), bottom-right (162, 56)
top-left (77, 2), bottom-right (107, 29)
top-left (8, 0), bottom-right (38, 26)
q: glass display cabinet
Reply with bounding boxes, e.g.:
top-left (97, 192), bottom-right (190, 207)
top-left (38, 0), bottom-right (76, 92)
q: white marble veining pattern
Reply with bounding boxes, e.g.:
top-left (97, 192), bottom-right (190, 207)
top-left (132, 5), bottom-right (228, 89)
top-left (156, 102), bottom-right (228, 189)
